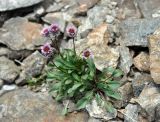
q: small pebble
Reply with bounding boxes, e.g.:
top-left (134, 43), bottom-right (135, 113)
top-left (111, 2), bottom-right (117, 8)
top-left (2, 84), bottom-right (17, 91)
top-left (106, 15), bottom-right (115, 24)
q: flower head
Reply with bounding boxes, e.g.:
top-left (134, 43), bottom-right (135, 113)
top-left (41, 43), bottom-right (54, 57)
top-left (49, 23), bottom-right (60, 34)
top-left (66, 23), bottom-right (77, 38)
top-left (41, 27), bottom-right (50, 37)
top-left (82, 49), bottom-right (94, 59)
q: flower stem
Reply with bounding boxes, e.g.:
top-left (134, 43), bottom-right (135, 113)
top-left (55, 36), bottom-right (63, 57)
top-left (73, 38), bottom-right (76, 54)
top-left (49, 34), bottom-right (63, 57)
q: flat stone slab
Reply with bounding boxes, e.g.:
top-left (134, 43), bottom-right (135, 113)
top-left (0, 89), bottom-right (89, 122)
top-left (0, 56), bottom-right (20, 83)
top-left (148, 28), bottom-right (160, 84)
top-left (0, 17), bottom-right (45, 50)
top-left (137, 0), bottom-right (160, 18)
top-left (0, 0), bottom-right (43, 12)
top-left (120, 18), bottom-right (160, 47)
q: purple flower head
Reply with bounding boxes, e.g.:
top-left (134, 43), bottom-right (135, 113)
top-left (41, 43), bottom-right (54, 57)
top-left (66, 23), bottom-right (77, 38)
top-left (82, 49), bottom-right (94, 59)
top-left (41, 27), bottom-right (50, 37)
top-left (49, 23), bottom-right (60, 34)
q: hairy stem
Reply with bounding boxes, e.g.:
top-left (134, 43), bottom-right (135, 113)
top-left (73, 38), bottom-right (76, 54)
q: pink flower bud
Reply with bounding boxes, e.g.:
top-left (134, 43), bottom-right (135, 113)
top-left (49, 23), bottom-right (60, 34)
top-left (41, 27), bottom-right (50, 37)
top-left (66, 23), bottom-right (77, 38)
top-left (41, 43), bottom-right (54, 57)
top-left (82, 49), bottom-right (94, 59)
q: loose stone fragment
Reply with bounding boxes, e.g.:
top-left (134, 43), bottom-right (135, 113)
top-left (133, 52), bottom-right (150, 72)
top-left (119, 46), bottom-right (132, 74)
top-left (148, 28), bottom-right (160, 84)
top-left (120, 18), bottom-right (160, 47)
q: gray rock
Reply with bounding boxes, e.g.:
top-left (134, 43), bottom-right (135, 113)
top-left (87, 5), bottom-right (108, 26)
top-left (0, 47), bottom-right (11, 56)
top-left (120, 18), bottom-right (160, 47)
top-left (138, 114), bottom-right (149, 122)
top-left (2, 85), bottom-right (17, 91)
top-left (155, 104), bottom-right (160, 122)
top-left (0, 47), bottom-right (32, 60)
top-left (137, 0), bottom-right (160, 18)
top-left (0, 0), bottom-right (43, 12)
top-left (0, 12), bottom-right (9, 27)
top-left (88, 117), bottom-right (102, 122)
top-left (133, 83), bottom-right (160, 121)
top-left (63, 100), bottom-right (76, 113)
top-left (119, 46), bottom-right (133, 74)
top-left (108, 120), bottom-right (123, 122)
top-left (34, 6), bottom-right (45, 17)
top-left (115, 0), bottom-right (141, 19)
top-left (78, 18), bottom-right (93, 38)
top-left (152, 10), bottom-right (160, 18)
top-left (113, 82), bottom-right (133, 108)
top-left (0, 17), bottom-right (44, 50)
top-left (75, 0), bottom-right (100, 15)
top-left (132, 72), bottom-right (153, 97)
top-left (78, 4), bottom-right (110, 36)
top-left (148, 28), bottom-right (160, 84)
top-left (0, 84), bottom-right (17, 96)
top-left (0, 80), bottom-right (3, 89)
top-left (133, 52), bottom-right (150, 72)
top-left (86, 99), bottom-right (117, 121)
top-left (77, 0), bottom-right (100, 10)
top-left (0, 89), bottom-right (89, 122)
top-left (16, 51), bottom-right (47, 85)
top-left (76, 24), bottom-right (119, 71)
top-left (46, 3), bottom-right (64, 13)
top-left (42, 12), bottom-right (66, 32)
top-left (106, 15), bottom-right (115, 24)
top-left (0, 57), bottom-right (20, 83)
top-left (8, 50), bottom-right (32, 60)
top-left (124, 104), bottom-right (139, 122)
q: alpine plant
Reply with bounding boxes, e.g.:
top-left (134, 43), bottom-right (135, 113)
top-left (31, 22), bottom-right (123, 115)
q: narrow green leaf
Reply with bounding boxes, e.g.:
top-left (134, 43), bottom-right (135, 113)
top-left (104, 101), bottom-right (115, 113)
top-left (72, 83), bottom-right (82, 90)
top-left (107, 80), bottom-right (121, 90)
top-left (47, 62), bottom-right (55, 67)
top-left (95, 93), bottom-right (102, 106)
top-left (47, 72), bottom-right (64, 81)
top-left (49, 82), bottom-right (61, 92)
top-left (79, 87), bottom-right (86, 92)
top-left (55, 94), bottom-right (63, 101)
top-left (97, 82), bottom-right (106, 90)
top-left (113, 69), bottom-right (123, 77)
top-left (103, 67), bottom-right (115, 75)
top-left (81, 74), bottom-right (88, 80)
top-left (72, 73), bottom-right (81, 82)
top-left (76, 91), bottom-right (93, 109)
top-left (105, 90), bottom-right (122, 100)
top-left (54, 60), bottom-right (63, 67)
top-left (86, 59), bottom-right (96, 75)
top-left (68, 83), bottom-right (82, 94)
top-left (65, 80), bottom-right (72, 85)
top-left (76, 98), bottom-right (89, 110)
top-left (62, 105), bottom-right (68, 116)
top-left (68, 70), bottom-right (73, 74)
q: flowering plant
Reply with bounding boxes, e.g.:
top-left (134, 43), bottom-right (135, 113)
top-left (29, 22), bottom-right (123, 115)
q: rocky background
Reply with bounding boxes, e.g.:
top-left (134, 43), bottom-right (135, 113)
top-left (0, 0), bottom-right (160, 122)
